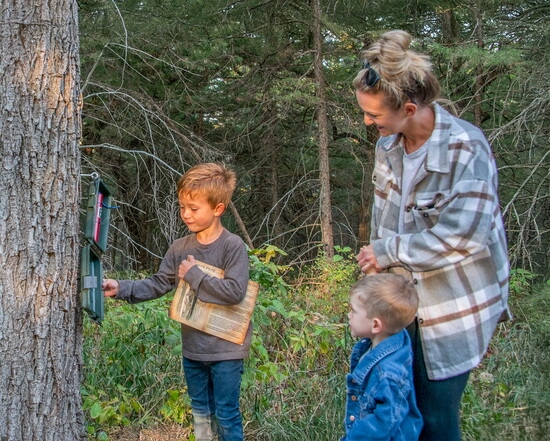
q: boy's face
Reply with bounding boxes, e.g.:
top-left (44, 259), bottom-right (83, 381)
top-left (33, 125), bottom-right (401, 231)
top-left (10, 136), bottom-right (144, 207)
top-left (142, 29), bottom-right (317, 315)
top-left (178, 192), bottom-right (224, 235)
top-left (348, 295), bottom-right (376, 340)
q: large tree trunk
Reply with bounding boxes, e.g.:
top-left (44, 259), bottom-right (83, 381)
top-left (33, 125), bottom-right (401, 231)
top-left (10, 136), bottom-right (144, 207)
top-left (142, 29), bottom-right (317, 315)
top-left (312, 0), bottom-right (334, 258)
top-left (0, 1), bottom-right (84, 440)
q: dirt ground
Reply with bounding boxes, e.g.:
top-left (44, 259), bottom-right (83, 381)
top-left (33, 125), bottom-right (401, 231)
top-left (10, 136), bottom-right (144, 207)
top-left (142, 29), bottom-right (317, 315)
top-left (109, 424), bottom-right (193, 441)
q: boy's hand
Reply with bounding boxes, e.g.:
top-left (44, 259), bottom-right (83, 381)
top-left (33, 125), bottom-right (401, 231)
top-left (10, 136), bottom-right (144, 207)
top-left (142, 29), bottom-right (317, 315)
top-left (178, 255), bottom-right (197, 280)
top-left (356, 244), bottom-right (381, 275)
top-left (102, 279), bottom-right (120, 297)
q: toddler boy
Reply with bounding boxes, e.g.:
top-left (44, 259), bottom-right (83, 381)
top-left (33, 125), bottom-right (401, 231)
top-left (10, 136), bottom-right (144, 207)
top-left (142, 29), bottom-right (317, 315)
top-left (342, 274), bottom-right (423, 440)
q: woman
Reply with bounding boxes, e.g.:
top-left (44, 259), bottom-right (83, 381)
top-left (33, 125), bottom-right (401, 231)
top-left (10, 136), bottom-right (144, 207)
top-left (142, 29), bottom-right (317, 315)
top-left (354, 30), bottom-right (509, 440)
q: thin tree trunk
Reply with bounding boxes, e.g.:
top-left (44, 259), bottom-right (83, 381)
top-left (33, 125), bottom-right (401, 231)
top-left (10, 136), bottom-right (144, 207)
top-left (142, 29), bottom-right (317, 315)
top-left (269, 144), bottom-right (282, 248)
top-left (474, 0), bottom-right (485, 126)
top-left (312, 0), bottom-right (334, 258)
top-left (229, 202), bottom-right (254, 249)
top-left (440, 8), bottom-right (459, 45)
top-left (0, 1), bottom-right (84, 440)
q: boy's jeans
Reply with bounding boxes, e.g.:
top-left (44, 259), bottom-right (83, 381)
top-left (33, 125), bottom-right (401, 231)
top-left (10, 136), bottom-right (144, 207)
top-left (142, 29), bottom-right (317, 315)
top-left (183, 357), bottom-right (244, 441)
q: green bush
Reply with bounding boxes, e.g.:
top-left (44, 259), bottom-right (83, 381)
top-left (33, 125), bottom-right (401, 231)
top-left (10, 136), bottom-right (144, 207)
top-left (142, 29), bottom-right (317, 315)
top-left (82, 251), bottom-right (549, 440)
top-left (461, 270), bottom-right (550, 441)
top-left (82, 293), bottom-right (192, 438)
top-left (243, 245), bottom-right (357, 440)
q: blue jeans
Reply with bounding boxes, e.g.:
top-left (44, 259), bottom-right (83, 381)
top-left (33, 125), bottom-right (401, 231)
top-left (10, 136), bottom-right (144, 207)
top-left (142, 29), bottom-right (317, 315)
top-left (183, 357), bottom-right (244, 441)
top-left (407, 320), bottom-right (470, 441)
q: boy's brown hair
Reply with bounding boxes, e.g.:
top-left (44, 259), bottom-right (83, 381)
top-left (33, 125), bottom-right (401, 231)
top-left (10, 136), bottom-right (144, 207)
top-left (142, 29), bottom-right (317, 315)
top-left (350, 273), bottom-right (419, 334)
top-left (177, 163), bottom-right (236, 208)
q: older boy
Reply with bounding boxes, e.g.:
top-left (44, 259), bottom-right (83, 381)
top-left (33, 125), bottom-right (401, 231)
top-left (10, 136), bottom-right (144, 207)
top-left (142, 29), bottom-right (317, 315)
top-left (103, 163), bottom-right (250, 441)
top-left (342, 274), bottom-right (423, 441)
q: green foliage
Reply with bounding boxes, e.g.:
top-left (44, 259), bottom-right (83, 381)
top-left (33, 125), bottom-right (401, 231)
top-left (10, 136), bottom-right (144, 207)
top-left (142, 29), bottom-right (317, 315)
top-left (242, 246), bottom-right (357, 440)
top-left (83, 257), bottom-right (549, 440)
top-left (509, 268), bottom-right (541, 296)
top-left (461, 273), bottom-right (550, 440)
top-left (79, 0), bottom-right (550, 278)
top-left (82, 294), bottom-right (192, 437)
top-left (159, 389), bottom-right (191, 422)
top-left (78, 0), bottom-right (549, 437)
top-left (248, 245), bottom-right (290, 296)
top-left (83, 246), bottom-right (358, 439)
top-left (296, 245), bottom-right (359, 318)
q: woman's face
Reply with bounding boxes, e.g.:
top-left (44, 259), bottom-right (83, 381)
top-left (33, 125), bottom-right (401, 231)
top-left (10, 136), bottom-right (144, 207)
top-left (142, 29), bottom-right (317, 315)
top-left (356, 90), bottom-right (407, 137)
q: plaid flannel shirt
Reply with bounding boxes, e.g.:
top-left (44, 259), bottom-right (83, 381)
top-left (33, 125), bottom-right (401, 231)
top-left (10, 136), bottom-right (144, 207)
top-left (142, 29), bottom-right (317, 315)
top-left (370, 103), bottom-right (510, 380)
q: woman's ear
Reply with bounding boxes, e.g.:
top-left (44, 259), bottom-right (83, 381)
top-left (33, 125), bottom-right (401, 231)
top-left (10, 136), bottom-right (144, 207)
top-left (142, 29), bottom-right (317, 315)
top-left (404, 102), bottom-right (417, 118)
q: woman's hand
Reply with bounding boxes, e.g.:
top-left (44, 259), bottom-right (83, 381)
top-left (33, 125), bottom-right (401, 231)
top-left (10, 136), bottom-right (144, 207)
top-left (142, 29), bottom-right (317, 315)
top-left (356, 245), bottom-right (381, 275)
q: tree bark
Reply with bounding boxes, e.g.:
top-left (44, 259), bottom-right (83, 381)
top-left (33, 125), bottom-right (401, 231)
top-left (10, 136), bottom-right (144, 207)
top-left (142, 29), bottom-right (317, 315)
top-left (312, 0), bottom-right (334, 258)
top-left (0, 1), bottom-right (84, 440)
top-left (440, 8), bottom-right (459, 45)
top-left (474, 0), bottom-right (485, 127)
top-left (269, 148), bottom-right (283, 249)
top-left (358, 133), bottom-right (377, 246)
top-left (229, 202), bottom-right (254, 249)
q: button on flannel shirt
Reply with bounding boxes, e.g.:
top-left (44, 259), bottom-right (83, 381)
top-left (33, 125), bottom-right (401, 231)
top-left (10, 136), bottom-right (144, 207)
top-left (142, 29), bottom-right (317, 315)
top-left (370, 103), bottom-right (510, 380)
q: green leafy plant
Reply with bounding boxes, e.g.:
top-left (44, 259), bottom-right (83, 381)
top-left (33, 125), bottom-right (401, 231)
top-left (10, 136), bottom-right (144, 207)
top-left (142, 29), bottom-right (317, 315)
top-left (82, 293), bottom-right (189, 437)
top-left (509, 268), bottom-right (540, 296)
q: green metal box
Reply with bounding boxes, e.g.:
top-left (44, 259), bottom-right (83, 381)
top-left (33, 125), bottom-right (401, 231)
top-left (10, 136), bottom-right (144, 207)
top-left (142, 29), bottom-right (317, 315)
top-left (84, 179), bottom-right (113, 254)
top-left (81, 244), bottom-right (104, 323)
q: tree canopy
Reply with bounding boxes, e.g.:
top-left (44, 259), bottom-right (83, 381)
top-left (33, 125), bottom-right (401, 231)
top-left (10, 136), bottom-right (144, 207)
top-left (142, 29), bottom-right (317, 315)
top-left (78, 0), bottom-right (549, 275)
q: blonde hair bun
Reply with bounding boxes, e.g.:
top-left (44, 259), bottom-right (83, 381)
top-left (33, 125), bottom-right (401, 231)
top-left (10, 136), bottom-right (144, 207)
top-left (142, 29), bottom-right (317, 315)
top-left (380, 30), bottom-right (412, 53)
top-left (354, 30), bottom-right (440, 109)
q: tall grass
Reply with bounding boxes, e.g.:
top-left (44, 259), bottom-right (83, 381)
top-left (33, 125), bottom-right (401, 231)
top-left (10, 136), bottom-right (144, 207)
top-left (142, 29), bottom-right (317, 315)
top-left (82, 252), bottom-right (549, 440)
top-left (460, 272), bottom-right (549, 441)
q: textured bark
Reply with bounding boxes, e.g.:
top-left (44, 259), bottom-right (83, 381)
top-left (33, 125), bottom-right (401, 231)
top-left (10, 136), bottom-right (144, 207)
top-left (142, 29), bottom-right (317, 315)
top-left (312, 0), bottom-right (334, 257)
top-left (474, 0), bottom-right (485, 127)
top-left (269, 147), bottom-right (282, 248)
top-left (0, 1), bottom-right (84, 440)
top-left (358, 138), bottom-right (376, 246)
top-left (440, 8), bottom-right (459, 44)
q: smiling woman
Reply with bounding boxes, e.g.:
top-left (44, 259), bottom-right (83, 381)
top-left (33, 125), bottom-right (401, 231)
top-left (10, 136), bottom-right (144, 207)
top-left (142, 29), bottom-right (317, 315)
top-left (352, 30), bottom-right (510, 441)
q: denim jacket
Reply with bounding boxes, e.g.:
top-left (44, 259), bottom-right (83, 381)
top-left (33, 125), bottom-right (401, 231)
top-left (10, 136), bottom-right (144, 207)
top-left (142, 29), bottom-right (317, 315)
top-left (341, 330), bottom-right (422, 441)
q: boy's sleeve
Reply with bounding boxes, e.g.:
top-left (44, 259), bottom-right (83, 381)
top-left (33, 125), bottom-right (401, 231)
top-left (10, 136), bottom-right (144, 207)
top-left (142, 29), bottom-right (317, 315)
top-left (184, 237), bottom-right (249, 306)
top-left (115, 245), bottom-right (177, 304)
top-left (345, 377), bottom-right (411, 441)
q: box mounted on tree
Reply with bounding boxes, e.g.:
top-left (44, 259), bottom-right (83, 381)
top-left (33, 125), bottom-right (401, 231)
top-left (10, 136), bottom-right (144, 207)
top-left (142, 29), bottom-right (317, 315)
top-left (81, 177), bottom-right (115, 323)
top-left (81, 244), bottom-right (104, 323)
top-left (84, 179), bottom-right (113, 254)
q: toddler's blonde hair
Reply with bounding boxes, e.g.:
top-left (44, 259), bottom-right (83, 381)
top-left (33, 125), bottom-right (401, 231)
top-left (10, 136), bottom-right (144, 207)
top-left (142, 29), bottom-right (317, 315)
top-left (350, 273), bottom-right (419, 334)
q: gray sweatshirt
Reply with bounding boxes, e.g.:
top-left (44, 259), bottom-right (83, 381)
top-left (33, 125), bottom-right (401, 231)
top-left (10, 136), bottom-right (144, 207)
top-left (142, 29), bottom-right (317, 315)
top-left (115, 228), bottom-right (251, 361)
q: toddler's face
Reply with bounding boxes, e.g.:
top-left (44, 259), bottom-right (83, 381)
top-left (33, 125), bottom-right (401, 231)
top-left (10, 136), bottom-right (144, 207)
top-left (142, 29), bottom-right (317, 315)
top-left (348, 295), bottom-right (375, 340)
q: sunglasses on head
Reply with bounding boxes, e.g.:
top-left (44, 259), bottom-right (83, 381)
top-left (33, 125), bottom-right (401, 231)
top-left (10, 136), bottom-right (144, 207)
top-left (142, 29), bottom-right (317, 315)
top-left (361, 60), bottom-right (381, 88)
top-left (361, 60), bottom-right (417, 105)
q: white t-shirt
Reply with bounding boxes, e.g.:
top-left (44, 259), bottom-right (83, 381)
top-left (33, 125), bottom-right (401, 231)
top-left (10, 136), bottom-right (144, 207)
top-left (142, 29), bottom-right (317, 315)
top-left (398, 143), bottom-right (428, 233)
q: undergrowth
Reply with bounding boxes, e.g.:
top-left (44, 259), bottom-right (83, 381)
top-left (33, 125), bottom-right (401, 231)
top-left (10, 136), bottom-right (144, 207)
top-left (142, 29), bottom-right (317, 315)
top-left (82, 248), bottom-right (549, 440)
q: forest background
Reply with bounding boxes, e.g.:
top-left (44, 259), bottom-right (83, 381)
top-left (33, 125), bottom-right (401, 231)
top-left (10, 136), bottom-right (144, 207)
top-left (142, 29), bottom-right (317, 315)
top-left (78, 0), bottom-right (549, 440)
